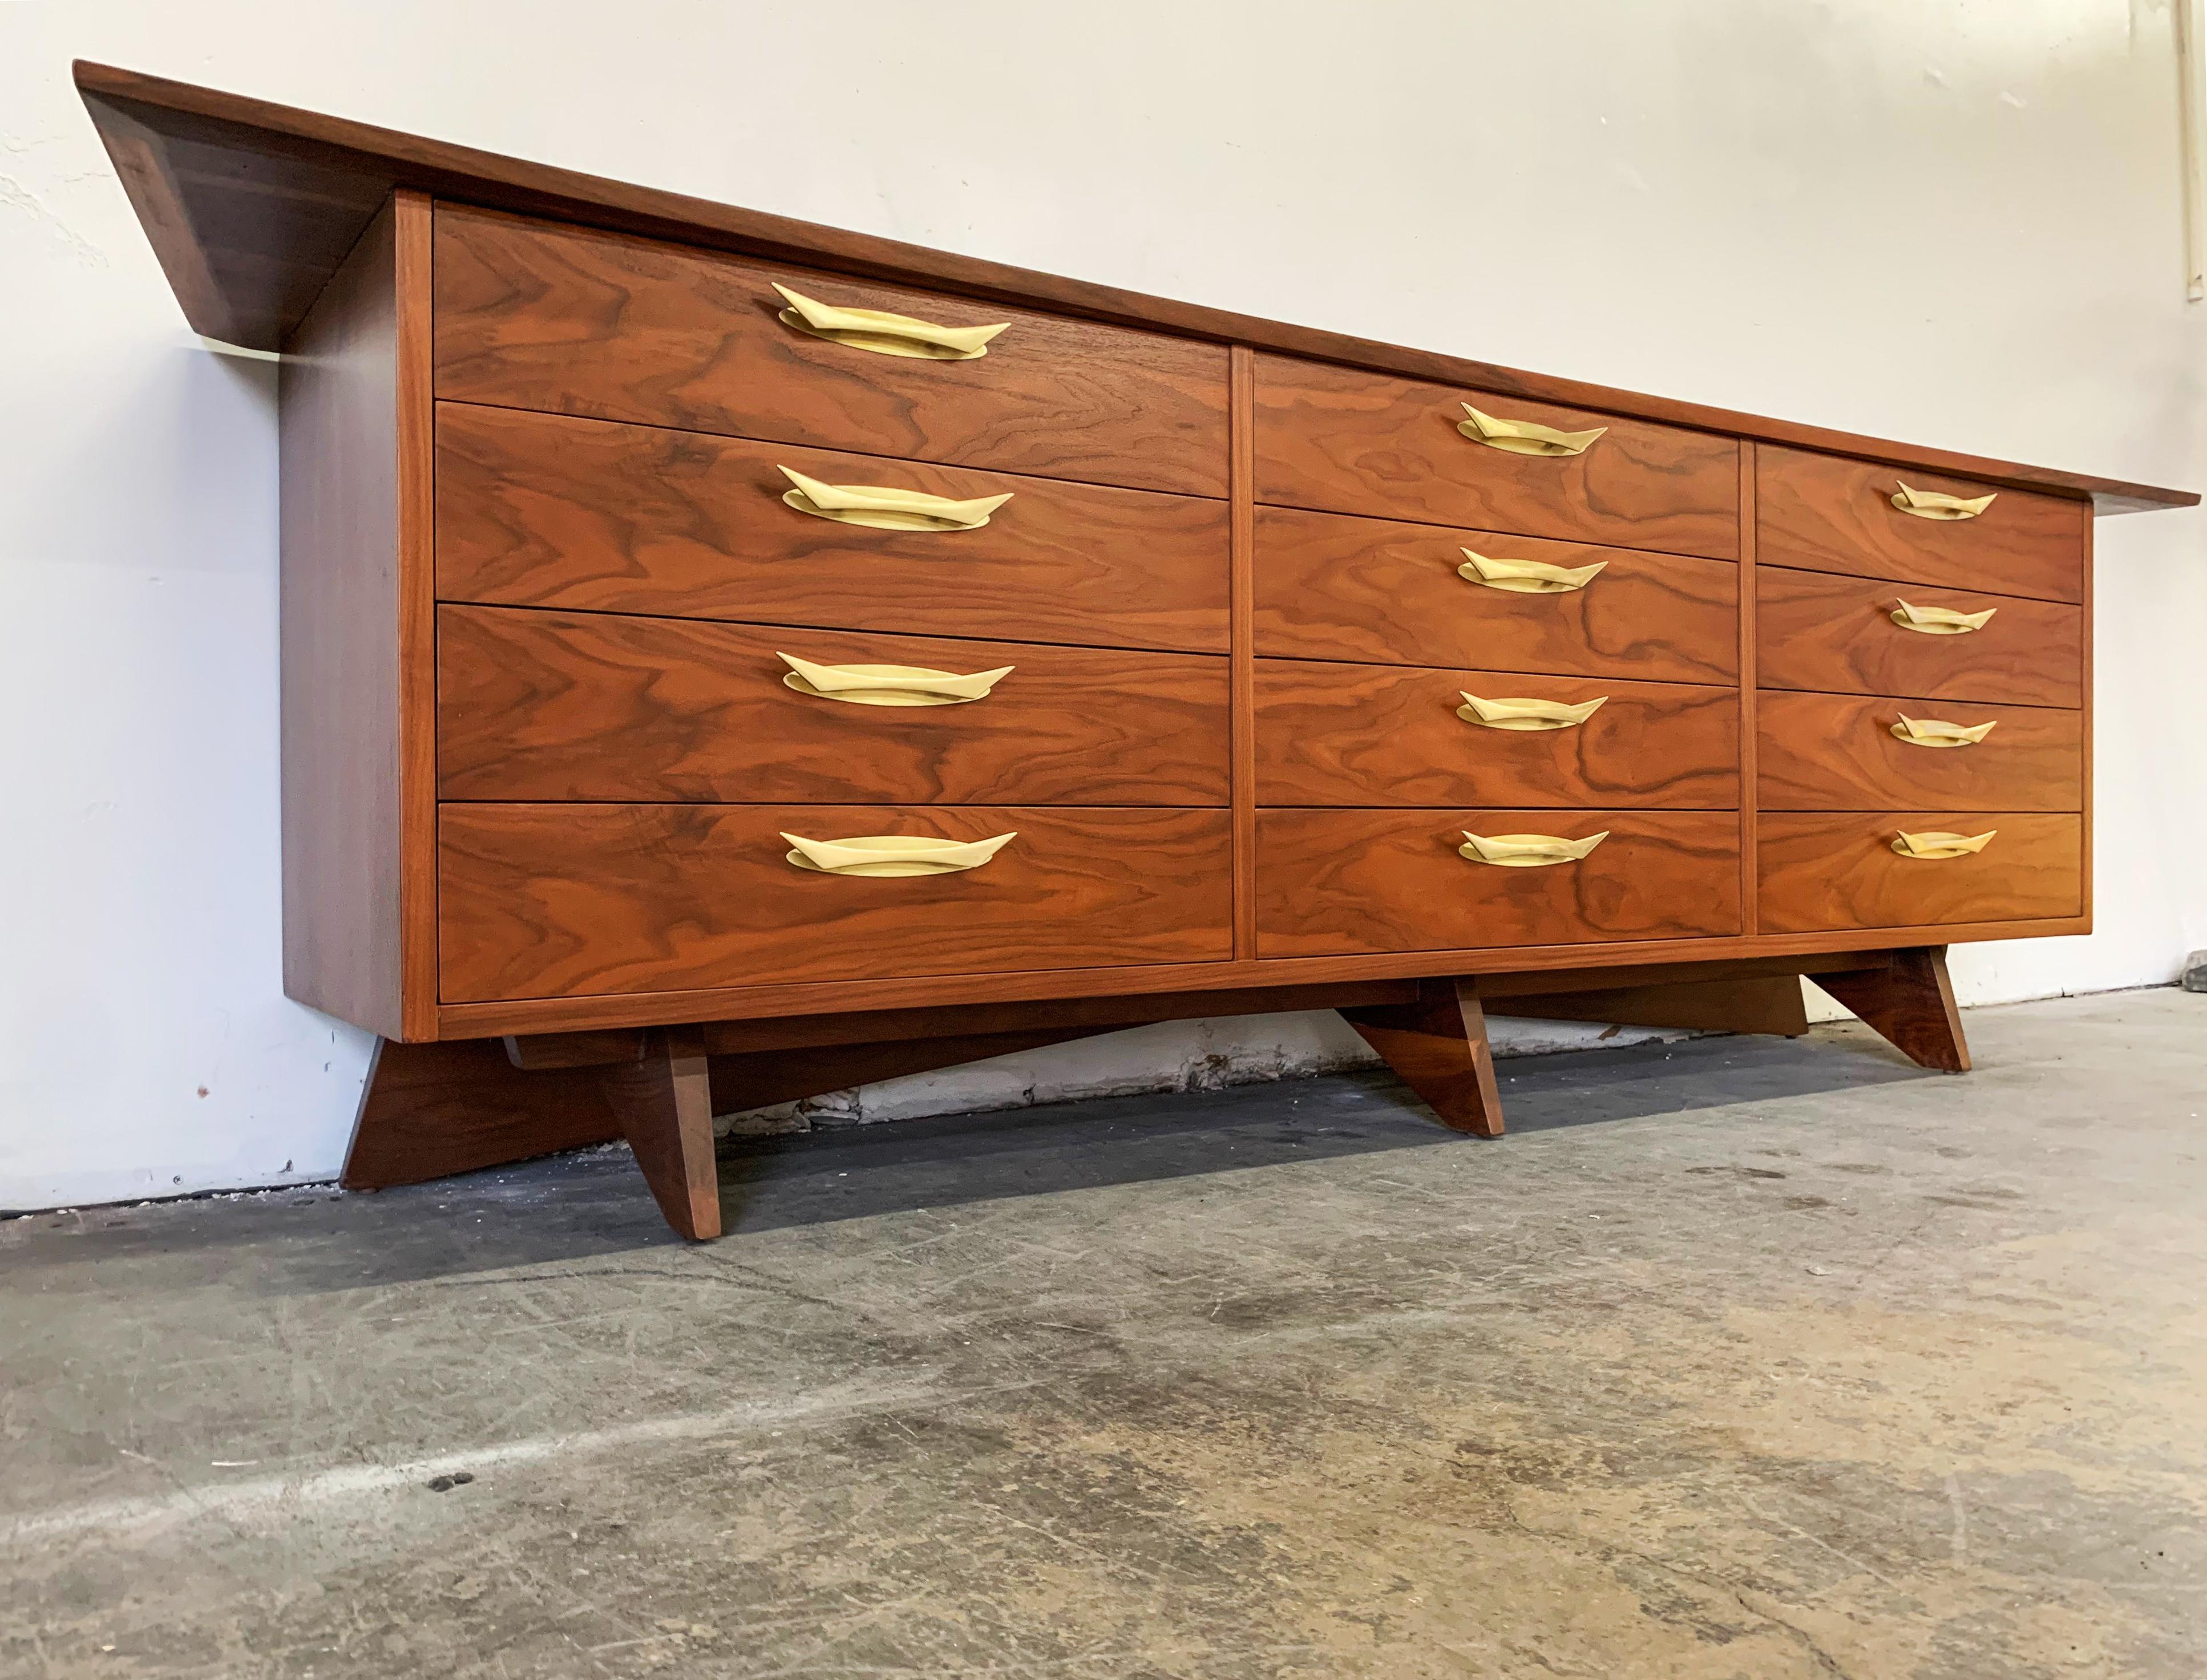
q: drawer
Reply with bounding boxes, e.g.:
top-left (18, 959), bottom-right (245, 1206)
top-left (439, 804), bottom-right (1233, 1002)
top-left (1759, 567), bottom-right (2081, 709)
top-left (1757, 444), bottom-right (2085, 604)
top-left (1254, 505), bottom-right (1737, 684)
top-left (433, 205), bottom-right (1230, 499)
top-left (1254, 354), bottom-right (1740, 560)
top-left (1255, 661), bottom-right (1737, 808)
top-left (1759, 812), bottom-right (2081, 933)
top-left (436, 404), bottom-right (1229, 655)
top-left (438, 606), bottom-right (1230, 806)
top-left (1256, 809), bottom-right (1740, 958)
top-left (1758, 691), bottom-right (2081, 813)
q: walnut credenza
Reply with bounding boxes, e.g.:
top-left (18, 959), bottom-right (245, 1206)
top-left (81, 64), bottom-right (2195, 1238)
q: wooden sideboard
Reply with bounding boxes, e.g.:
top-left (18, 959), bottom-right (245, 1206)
top-left (79, 63), bottom-right (2195, 1240)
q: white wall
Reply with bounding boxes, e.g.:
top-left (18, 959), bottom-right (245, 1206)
top-left (2, 2), bottom-right (2201, 1207)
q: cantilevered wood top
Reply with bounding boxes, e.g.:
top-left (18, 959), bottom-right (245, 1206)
top-left (76, 59), bottom-right (2194, 514)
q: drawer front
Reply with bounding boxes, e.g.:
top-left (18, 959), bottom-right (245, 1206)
top-left (1759, 568), bottom-right (2081, 709)
top-left (1255, 661), bottom-right (1737, 808)
top-left (434, 206), bottom-right (1230, 499)
top-left (438, 606), bottom-right (1230, 806)
top-left (1254, 355), bottom-right (1740, 560)
top-left (1759, 691), bottom-right (2081, 813)
top-left (1758, 444), bottom-right (2085, 604)
top-left (436, 404), bottom-right (1229, 655)
top-left (440, 804), bottom-right (1234, 1002)
top-left (1759, 812), bottom-right (2081, 933)
top-left (1254, 506), bottom-right (1738, 684)
top-left (1256, 809), bottom-right (1740, 958)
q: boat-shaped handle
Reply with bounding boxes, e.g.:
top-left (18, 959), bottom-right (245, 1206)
top-left (1457, 548), bottom-right (1607, 593)
top-left (1890, 828), bottom-right (1998, 860)
top-left (1457, 402), bottom-right (1606, 458)
top-left (1891, 480), bottom-right (1996, 521)
top-left (1890, 598), bottom-right (1997, 635)
top-left (1890, 714), bottom-right (1997, 749)
top-left (778, 465), bottom-right (1010, 532)
top-left (773, 282), bottom-right (1009, 361)
top-left (779, 652), bottom-right (1013, 707)
top-left (1458, 829), bottom-right (1610, 868)
top-left (782, 831), bottom-right (1018, 877)
top-left (1457, 692), bottom-right (1608, 732)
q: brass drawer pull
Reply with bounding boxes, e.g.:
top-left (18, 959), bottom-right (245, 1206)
top-left (782, 831), bottom-right (1017, 876)
top-left (773, 282), bottom-right (1009, 361)
top-left (1458, 692), bottom-right (1607, 732)
top-left (779, 651), bottom-right (1013, 707)
top-left (1457, 402), bottom-right (1606, 458)
top-left (778, 465), bottom-right (1010, 532)
top-left (1891, 480), bottom-right (1996, 521)
top-left (1890, 598), bottom-right (1996, 635)
top-left (1890, 714), bottom-right (1996, 749)
top-left (1890, 828), bottom-right (1997, 860)
top-left (1459, 829), bottom-right (1610, 867)
top-left (1457, 548), bottom-right (1607, 593)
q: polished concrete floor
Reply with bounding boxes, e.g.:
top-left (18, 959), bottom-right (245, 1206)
top-left (3, 988), bottom-right (2203, 1678)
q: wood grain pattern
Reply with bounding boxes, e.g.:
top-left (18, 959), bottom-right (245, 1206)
top-left (505, 1029), bottom-right (647, 1069)
top-left (1759, 567), bottom-right (2082, 710)
top-left (1738, 442), bottom-right (1760, 934)
top-left (434, 403), bottom-right (1229, 654)
top-left (439, 804), bottom-right (1233, 1002)
top-left (1256, 809), bottom-right (1741, 958)
top-left (433, 918), bottom-right (2099, 1039)
top-left (434, 205), bottom-right (1229, 499)
top-left (1812, 948), bottom-right (1968, 1072)
top-left (425, 960), bottom-right (1860, 1073)
top-left (277, 193), bottom-right (436, 1041)
top-left (437, 606), bottom-right (1230, 806)
top-left (1254, 505), bottom-right (1738, 683)
top-left (1254, 660), bottom-right (1737, 809)
top-left (1340, 978), bottom-right (1504, 1137)
top-left (1758, 812), bottom-right (2082, 933)
top-left (700, 980), bottom-right (1415, 1053)
top-left (1255, 354), bottom-right (1741, 560)
top-left (1759, 444), bottom-right (2085, 603)
top-left (1490, 975), bottom-right (1808, 1037)
top-left (1758, 690), bottom-right (2082, 812)
top-left (77, 64), bottom-right (2193, 512)
top-left (76, 71), bottom-right (397, 351)
top-left (599, 1025), bottom-right (720, 1240)
top-left (1231, 346), bottom-right (1258, 960)
top-left (2080, 513), bottom-right (2095, 926)
top-left (393, 194), bottom-right (438, 1037)
top-left (95, 59), bottom-right (2191, 1189)
top-left (340, 1037), bottom-right (621, 1189)
top-left (1472, 950), bottom-right (1896, 998)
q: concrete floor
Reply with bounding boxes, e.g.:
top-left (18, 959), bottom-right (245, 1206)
top-left (3, 989), bottom-right (2203, 1679)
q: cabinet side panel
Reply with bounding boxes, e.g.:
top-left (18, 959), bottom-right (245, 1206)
top-left (2079, 512), bottom-right (2094, 929)
top-left (1738, 440), bottom-right (1758, 935)
top-left (395, 193), bottom-right (436, 1036)
top-left (279, 194), bottom-right (425, 1037)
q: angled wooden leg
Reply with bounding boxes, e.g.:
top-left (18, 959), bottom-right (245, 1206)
top-left (1812, 946), bottom-right (1970, 1073)
top-left (341, 1038), bottom-right (623, 1189)
top-left (599, 1026), bottom-right (721, 1240)
top-left (1489, 975), bottom-right (1810, 1038)
top-left (1341, 977), bottom-right (1505, 1137)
